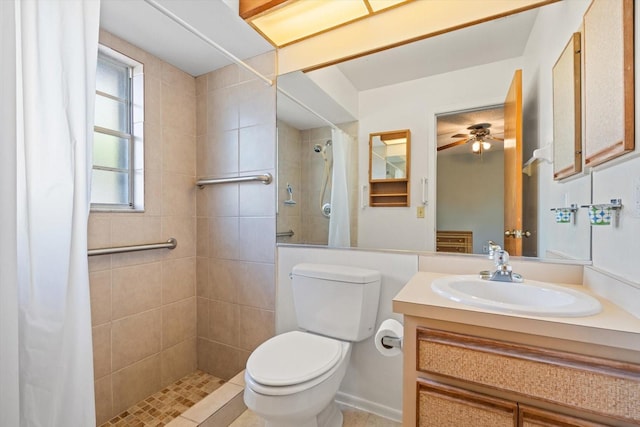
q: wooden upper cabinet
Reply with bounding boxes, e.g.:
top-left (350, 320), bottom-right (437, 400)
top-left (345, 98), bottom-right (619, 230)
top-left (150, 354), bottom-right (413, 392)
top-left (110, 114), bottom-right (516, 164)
top-left (239, 0), bottom-right (288, 19)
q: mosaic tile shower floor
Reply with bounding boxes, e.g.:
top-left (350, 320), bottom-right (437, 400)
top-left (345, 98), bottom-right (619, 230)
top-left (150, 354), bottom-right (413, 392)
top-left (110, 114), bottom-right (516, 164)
top-left (99, 370), bottom-right (224, 427)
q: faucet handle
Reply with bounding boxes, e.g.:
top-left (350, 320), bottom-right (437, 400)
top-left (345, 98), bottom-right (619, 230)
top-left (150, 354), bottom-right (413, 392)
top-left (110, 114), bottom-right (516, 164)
top-left (487, 240), bottom-right (501, 259)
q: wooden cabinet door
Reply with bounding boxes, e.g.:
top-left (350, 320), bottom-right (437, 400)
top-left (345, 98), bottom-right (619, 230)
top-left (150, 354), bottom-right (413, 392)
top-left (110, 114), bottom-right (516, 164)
top-left (417, 379), bottom-right (517, 427)
top-left (519, 405), bottom-right (613, 427)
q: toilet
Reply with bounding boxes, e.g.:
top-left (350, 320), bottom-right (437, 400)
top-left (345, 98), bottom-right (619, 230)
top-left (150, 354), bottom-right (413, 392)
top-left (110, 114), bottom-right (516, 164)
top-left (243, 263), bottom-right (381, 427)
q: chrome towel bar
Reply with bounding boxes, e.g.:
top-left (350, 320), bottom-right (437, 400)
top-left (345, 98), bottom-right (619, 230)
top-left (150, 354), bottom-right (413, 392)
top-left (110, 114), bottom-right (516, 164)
top-left (196, 173), bottom-right (272, 188)
top-left (88, 238), bottom-right (177, 256)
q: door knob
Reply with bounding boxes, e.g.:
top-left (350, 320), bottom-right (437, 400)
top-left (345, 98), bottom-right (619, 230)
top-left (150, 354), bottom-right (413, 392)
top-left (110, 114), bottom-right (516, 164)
top-left (504, 230), bottom-right (531, 238)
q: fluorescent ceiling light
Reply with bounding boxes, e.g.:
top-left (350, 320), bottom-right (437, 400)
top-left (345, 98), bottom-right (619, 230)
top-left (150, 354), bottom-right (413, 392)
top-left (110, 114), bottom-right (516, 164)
top-left (246, 0), bottom-right (412, 47)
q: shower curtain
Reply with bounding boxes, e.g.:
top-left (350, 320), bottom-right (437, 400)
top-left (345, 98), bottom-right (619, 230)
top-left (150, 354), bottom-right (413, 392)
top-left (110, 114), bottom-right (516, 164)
top-left (1, 1), bottom-right (100, 425)
top-left (328, 128), bottom-right (352, 247)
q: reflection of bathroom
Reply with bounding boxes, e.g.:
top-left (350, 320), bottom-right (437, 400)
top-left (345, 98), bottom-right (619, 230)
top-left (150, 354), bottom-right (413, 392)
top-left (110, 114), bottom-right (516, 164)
top-left (6, 1), bottom-right (640, 427)
top-left (277, 121), bottom-right (358, 246)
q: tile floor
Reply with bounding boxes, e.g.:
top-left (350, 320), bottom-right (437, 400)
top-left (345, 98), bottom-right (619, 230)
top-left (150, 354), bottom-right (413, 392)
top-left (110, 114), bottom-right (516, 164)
top-left (230, 405), bottom-right (402, 427)
top-left (99, 370), bottom-right (224, 427)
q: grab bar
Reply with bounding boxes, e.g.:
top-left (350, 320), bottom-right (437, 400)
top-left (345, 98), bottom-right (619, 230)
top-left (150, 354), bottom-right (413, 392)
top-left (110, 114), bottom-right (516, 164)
top-left (276, 229), bottom-right (295, 238)
top-left (88, 238), bottom-right (177, 256)
top-left (196, 173), bottom-right (272, 188)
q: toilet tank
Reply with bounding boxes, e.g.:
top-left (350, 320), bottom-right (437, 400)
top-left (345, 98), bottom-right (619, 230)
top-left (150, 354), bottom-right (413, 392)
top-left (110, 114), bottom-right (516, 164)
top-left (291, 263), bottom-right (381, 342)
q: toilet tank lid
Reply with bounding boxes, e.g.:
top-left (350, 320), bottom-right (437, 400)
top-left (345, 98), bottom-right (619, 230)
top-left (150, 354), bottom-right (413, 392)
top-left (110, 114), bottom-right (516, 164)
top-left (291, 263), bottom-right (381, 284)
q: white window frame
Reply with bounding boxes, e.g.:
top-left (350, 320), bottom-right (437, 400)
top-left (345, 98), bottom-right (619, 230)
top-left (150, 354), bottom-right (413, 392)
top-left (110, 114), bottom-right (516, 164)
top-left (91, 45), bottom-right (144, 211)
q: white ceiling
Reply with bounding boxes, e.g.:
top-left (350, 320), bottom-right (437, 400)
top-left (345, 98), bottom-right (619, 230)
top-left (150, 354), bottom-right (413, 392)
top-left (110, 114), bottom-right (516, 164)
top-left (99, 1), bottom-right (540, 131)
top-left (335, 8), bottom-right (538, 92)
top-left (99, 0), bottom-right (273, 77)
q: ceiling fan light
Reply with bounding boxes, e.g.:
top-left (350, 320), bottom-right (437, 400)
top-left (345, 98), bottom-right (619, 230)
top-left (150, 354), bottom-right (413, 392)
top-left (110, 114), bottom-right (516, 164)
top-left (482, 141), bottom-right (491, 150)
top-left (472, 141), bottom-right (481, 152)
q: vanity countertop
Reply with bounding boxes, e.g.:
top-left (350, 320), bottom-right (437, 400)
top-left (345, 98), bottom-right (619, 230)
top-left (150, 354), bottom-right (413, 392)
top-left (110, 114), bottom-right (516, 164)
top-left (393, 271), bottom-right (640, 353)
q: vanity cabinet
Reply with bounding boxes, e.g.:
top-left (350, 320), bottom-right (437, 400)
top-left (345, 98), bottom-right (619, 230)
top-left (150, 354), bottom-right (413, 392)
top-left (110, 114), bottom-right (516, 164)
top-left (435, 230), bottom-right (473, 253)
top-left (406, 325), bottom-right (640, 426)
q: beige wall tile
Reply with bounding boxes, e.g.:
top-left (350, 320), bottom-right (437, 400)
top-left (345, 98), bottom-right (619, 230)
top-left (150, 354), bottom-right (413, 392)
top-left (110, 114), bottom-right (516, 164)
top-left (207, 88), bottom-right (239, 133)
top-left (111, 262), bottom-right (162, 320)
top-left (110, 215), bottom-right (162, 247)
top-left (209, 259), bottom-right (239, 303)
top-left (238, 124), bottom-right (276, 173)
top-left (92, 324), bottom-right (111, 380)
top-left (162, 62), bottom-right (196, 96)
top-left (143, 169), bottom-right (163, 216)
top-left (162, 82), bottom-right (196, 135)
top-left (196, 256), bottom-right (210, 299)
top-left (94, 375), bottom-right (113, 425)
top-left (89, 270), bottom-right (111, 325)
top-left (239, 217), bottom-right (275, 263)
top-left (209, 300), bottom-right (239, 347)
top-left (210, 217), bottom-right (240, 260)
top-left (199, 391), bottom-right (246, 427)
top-left (88, 215), bottom-right (111, 249)
top-left (239, 178), bottom-right (276, 217)
top-left (112, 354), bottom-right (161, 414)
top-left (238, 307), bottom-right (274, 352)
top-left (161, 172), bottom-right (196, 217)
top-left (112, 309), bottom-right (161, 371)
top-left (161, 337), bottom-right (197, 387)
top-left (197, 94), bottom-right (207, 137)
top-left (200, 340), bottom-right (243, 381)
top-left (204, 130), bottom-right (239, 176)
top-left (202, 182), bottom-right (239, 217)
top-left (144, 76), bottom-right (162, 131)
top-left (163, 128), bottom-right (196, 175)
top-left (88, 254), bottom-right (111, 273)
top-left (162, 297), bottom-right (197, 349)
top-left (239, 80), bottom-right (275, 129)
top-left (197, 218), bottom-right (209, 257)
top-left (196, 75), bottom-right (208, 97)
top-left (162, 216), bottom-right (196, 259)
top-left (237, 262), bottom-right (275, 310)
top-left (197, 297), bottom-right (210, 339)
top-left (207, 64), bottom-right (238, 91)
top-left (162, 257), bottom-right (196, 304)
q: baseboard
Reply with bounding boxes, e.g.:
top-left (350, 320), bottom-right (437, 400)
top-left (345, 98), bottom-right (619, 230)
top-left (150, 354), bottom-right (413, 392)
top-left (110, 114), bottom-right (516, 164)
top-left (335, 391), bottom-right (402, 423)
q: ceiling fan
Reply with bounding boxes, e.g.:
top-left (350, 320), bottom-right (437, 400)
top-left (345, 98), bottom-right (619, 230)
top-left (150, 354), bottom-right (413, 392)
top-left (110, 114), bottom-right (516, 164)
top-left (437, 123), bottom-right (503, 154)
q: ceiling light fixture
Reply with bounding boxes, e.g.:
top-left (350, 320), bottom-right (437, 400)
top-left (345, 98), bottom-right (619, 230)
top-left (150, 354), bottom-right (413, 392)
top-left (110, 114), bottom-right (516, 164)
top-left (472, 139), bottom-right (491, 154)
top-left (240, 0), bottom-right (413, 47)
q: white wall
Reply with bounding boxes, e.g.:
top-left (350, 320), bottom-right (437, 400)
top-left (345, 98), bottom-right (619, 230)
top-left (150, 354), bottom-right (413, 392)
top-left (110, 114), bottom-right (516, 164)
top-left (521, 0), bottom-right (592, 260)
top-left (357, 57), bottom-right (522, 251)
top-left (276, 246), bottom-right (418, 422)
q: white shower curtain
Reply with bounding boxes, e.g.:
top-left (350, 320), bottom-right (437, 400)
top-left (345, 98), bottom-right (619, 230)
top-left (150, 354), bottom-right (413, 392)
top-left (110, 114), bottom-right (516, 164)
top-left (1, 1), bottom-right (100, 425)
top-left (328, 128), bottom-right (352, 247)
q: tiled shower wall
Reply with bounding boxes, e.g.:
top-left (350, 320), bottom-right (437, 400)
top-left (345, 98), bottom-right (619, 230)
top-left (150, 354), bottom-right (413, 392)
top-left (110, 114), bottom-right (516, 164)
top-left (195, 53), bottom-right (277, 380)
top-left (89, 31), bottom-right (197, 425)
top-left (276, 121), bottom-right (358, 246)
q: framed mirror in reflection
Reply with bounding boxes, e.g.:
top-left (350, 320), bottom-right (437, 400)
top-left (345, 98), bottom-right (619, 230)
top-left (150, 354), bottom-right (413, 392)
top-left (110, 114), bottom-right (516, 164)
top-left (370, 131), bottom-right (409, 180)
top-left (275, 0), bottom-right (593, 261)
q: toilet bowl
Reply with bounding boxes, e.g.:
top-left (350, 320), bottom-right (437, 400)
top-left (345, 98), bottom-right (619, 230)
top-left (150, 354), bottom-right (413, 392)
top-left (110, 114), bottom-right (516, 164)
top-left (244, 331), bottom-right (352, 427)
top-left (243, 263), bottom-right (381, 427)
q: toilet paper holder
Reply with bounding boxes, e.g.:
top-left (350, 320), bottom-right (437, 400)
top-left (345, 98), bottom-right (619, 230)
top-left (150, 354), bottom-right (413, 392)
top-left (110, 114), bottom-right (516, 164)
top-left (381, 335), bottom-right (402, 349)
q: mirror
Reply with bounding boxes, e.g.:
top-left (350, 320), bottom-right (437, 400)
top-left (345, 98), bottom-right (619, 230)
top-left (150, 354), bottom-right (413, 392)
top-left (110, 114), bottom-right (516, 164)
top-left (276, 1), bottom-right (592, 260)
top-left (370, 131), bottom-right (410, 180)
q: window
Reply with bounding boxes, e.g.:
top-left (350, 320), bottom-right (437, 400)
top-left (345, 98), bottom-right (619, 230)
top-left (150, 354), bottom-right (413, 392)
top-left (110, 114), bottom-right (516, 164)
top-left (92, 45), bottom-right (143, 210)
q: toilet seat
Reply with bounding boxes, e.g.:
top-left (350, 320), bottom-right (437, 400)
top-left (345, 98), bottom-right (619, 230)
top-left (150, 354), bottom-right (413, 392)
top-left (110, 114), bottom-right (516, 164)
top-left (246, 331), bottom-right (349, 396)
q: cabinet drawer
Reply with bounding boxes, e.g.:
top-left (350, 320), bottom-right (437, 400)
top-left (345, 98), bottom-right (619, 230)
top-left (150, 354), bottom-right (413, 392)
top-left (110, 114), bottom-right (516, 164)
top-left (418, 379), bottom-right (517, 427)
top-left (417, 328), bottom-right (640, 423)
top-left (519, 405), bottom-right (611, 427)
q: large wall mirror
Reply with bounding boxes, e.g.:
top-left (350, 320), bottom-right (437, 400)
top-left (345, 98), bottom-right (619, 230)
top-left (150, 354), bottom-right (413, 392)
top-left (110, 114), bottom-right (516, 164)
top-left (276, 0), bottom-right (593, 261)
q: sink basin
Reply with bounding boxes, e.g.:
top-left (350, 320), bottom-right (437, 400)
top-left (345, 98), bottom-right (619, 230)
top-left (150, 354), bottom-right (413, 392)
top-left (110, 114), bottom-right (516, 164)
top-left (431, 275), bottom-right (602, 317)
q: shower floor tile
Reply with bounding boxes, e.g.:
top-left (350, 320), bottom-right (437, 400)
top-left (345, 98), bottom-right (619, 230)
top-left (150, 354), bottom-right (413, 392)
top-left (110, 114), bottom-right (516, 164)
top-left (100, 370), bottom-right (224, 427)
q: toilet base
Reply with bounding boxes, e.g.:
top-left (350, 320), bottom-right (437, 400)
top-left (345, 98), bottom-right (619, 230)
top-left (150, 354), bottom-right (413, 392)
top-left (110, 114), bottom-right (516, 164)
top-left (263, 401), bottom-right (343, 427)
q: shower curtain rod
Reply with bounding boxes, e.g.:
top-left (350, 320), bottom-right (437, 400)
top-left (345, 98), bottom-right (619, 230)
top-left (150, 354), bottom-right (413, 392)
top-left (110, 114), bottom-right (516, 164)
top-left (143, 0), bottom-right (341, 132)
top-left (143, 0), bottom-right (273, 86)
top-left (277, 87), bottom-right (341, 131)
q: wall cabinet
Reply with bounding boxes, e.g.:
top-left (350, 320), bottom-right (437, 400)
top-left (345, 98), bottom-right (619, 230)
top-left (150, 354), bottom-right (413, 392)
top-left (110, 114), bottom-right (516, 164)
top-left (404, 324), bottom-right (640, 426)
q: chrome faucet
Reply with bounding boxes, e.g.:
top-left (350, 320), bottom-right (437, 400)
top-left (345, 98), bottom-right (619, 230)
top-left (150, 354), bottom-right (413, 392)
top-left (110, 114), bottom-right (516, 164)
top-left (484, 241), bottom-right (523, 282)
